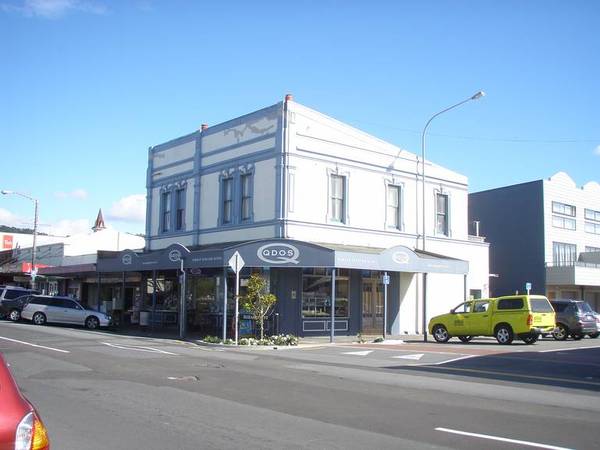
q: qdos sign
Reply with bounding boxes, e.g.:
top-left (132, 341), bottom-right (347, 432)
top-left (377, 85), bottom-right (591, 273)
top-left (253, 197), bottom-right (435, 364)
top-left (257, 243), bottom-right (300, 265)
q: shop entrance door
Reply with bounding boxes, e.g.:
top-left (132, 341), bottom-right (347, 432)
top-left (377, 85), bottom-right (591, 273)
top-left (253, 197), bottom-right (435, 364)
top-left (361, 278), bottom-right (383, 334)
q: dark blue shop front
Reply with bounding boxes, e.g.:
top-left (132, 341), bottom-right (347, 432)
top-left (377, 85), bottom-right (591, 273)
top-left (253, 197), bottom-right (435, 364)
top-left (97, 239), bottom-right (467, 338)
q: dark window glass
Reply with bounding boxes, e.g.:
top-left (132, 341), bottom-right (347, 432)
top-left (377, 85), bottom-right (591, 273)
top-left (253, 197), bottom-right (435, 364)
top-left (577, 302), bottom-right (593, 314)
top-left (530, 299), bottom-right (554, 312)
top-left (175, 189), bottom-right (185, 230)
top-left (4, 290), bottom-right (28, 300)
top-left (161, 191), bottom-right (171, 232)
top-left (550, 302), bottom-right (567, 313)
top-left (241, 174), bottom-right (252, 221)
top-left (222, 178), bottom-right (233, 224)
top-left (30, 296), bottom-right (49, 305)
top-left (497, 298), bottom-right (524, 310)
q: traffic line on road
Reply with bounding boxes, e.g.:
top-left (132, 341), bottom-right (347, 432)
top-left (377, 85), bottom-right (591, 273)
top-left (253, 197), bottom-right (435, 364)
top-left (435, 427), bottom-right (574, 450)
top-left (0, 336), bottom-right (70, 353)
top-left (539, 345), bottom-right (600, 353)
top-left (392, 353), bottom-right (424, 360)
top-left (102, 342), bottom-right (179, 355)
top-left (342, 350), bottom-right (374, 356)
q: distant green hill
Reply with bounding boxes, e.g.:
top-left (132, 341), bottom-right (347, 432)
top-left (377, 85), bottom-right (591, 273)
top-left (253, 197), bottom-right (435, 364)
top-left (0, 225), bottom-right (48, 236)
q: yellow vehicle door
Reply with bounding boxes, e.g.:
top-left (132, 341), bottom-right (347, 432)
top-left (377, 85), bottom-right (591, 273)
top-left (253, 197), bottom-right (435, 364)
top-left (468, 300), bottom-right (492, 335)
top-left (446, 301), bottom-right (472, 335)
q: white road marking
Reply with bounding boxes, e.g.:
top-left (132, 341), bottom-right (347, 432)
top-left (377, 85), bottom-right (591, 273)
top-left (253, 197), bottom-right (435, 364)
top-left (540, 345), bottom-right (600, 353)
top-left (403, 355), bottom-right (477, 367)
top-left (0, 336), bottom-right (70, 353)
top-left (102, 342), bottom-right (179, 355)
top-left (435, 427), bottom-right (574, 450)
top-left (392, 353), bottom-right (424, 360)
top-left (342, 350), bottom-right (373, 356)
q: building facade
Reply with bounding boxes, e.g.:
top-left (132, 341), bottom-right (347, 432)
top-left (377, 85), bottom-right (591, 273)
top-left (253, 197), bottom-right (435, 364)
top-left (100, 96), bottom-right (489, 337)
top-left (469, 172), bottom-right (600, 310)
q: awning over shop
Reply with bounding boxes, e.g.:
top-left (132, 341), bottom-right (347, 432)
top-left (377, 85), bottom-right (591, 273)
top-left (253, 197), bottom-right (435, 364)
top-left (98, 239), bottom-right (467, 275)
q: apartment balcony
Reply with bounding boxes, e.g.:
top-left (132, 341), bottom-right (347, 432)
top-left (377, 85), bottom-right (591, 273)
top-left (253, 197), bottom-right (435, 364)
top-left (546, 262), bottom-right (600, 287)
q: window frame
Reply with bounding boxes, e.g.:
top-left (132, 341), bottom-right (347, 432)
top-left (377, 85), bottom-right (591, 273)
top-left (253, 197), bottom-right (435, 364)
top-left (435, 192), bottom-right (449, 236)
top-left (160, 191), bottom-right (171, 233)
top-left (175, 187), bottom-right (186, 231)
top-left (221, 176), bottom-right (234, 225)
top-left (240, 172), bottom-right (254, 223)
top-left (385, 183), bottom-right (403, 230)
top-left (552, 201), bottom-right (576, 217)
top-left (552, 241), bottom-right (577, 266)
top-left (327, 171), bottom-right (349, 224)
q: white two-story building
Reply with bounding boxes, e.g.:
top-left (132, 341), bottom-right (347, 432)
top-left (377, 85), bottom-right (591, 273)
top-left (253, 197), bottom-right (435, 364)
top-left (99, 96), bottom-right (489, 337)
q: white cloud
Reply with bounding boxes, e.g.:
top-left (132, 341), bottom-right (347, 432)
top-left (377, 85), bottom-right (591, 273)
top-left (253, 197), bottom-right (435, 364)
top-left (0, 208), bottom-right (24, 227)
top-left (54, 189), bottom-right (88, 200)
top-left (1, 0), bottom-right (107, 19)
top-left (106, 194), bottom-right (146, 223)
top-left (48, 218), bottom-right (90, 236)
top-left (594, 145), bottom-right (600, 156)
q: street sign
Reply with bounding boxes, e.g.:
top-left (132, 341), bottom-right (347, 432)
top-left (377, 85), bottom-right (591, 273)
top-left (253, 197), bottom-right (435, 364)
top-left (525, 282), bottom-right (532, 294)
top-left (228, 251), bottom-right (245, 274)
top-left (382, 274), bottom-right (390, 285)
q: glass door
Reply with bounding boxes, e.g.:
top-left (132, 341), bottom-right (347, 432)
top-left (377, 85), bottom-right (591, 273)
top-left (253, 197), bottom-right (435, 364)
top-left (361, 279), bottom-right (383, 333)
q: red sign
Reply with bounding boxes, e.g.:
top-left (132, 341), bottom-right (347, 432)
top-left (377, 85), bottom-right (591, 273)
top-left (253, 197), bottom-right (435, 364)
top-left (21, 262), bottom-right (50, 273)
top-left (2, 235), bottom-right (13, 249)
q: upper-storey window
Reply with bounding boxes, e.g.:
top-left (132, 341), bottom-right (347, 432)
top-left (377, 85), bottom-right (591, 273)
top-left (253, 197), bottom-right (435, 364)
top-left (330, 174), bottom-right (346, 223)
top-left (161, 191), bottom-right (171, 233)
top-left (241, 173), bottom-right (253, 222)
top-left (222, 177), bottom-right (233, 224)
top-left (435, 193), bottom-right (449, 236)
top-left (552, 201), bottom-right (576, 230)
top-left (552, 201), bottom-right (576, 216)
top-left (585, 209), bottom-right (600, 235)
top-left (175, 188), bottom-right (185, 231)
top-left (386, 185), bottom-right (402, 230)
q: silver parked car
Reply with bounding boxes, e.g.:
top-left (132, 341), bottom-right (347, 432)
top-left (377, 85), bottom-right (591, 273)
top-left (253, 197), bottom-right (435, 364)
top-left (21, 295), bottom-right (111, 329)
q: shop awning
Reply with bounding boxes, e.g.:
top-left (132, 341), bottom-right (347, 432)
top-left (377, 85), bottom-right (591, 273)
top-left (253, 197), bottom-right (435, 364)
top-left (98, 239), bottom-right (467, 275)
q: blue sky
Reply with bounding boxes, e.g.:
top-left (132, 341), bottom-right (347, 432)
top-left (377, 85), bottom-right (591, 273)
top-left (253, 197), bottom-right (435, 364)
top-left (1, 0), bottom-right (598, 236)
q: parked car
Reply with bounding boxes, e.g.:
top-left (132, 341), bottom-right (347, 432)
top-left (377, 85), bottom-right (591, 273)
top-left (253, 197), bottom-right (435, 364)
top-left (428, 294), bottom-right (556, 345)
top-left (21, 295), bottom-right (111, 330)
top-left (590, 310), bottom-right (600, 339)
top-left (0, 294), bottom-right (33, 322)
top-left (0, 353), bottom-right (50, 449)
top-left (550, 299), bottom-right (598, 340)
top-left (0, 286), bottom-right (37, 319)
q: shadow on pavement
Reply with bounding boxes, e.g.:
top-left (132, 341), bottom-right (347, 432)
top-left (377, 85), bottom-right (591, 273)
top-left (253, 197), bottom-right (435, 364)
top-left (385, 346), bottom-right (600, 392)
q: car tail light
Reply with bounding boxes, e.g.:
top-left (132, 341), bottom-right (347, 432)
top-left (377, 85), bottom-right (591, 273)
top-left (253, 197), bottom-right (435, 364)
top-left (15, 411), bottom-right (50, 450)
top-left (527, 314), bottom-right (533, 326)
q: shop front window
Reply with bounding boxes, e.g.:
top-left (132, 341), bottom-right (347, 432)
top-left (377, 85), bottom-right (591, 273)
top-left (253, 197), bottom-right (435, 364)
top-left (301, 268), bottom-right (349, 318)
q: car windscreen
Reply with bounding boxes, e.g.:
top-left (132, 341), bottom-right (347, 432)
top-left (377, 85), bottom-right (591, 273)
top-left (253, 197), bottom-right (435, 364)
top-left (530, 299), bottom-right (554, 312)
top-left (577, 302), bottom-right (594, 314)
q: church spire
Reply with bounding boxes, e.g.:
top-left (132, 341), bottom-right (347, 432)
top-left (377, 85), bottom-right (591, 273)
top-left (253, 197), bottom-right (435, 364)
top-left (92, 209), bottom-right (106, 232)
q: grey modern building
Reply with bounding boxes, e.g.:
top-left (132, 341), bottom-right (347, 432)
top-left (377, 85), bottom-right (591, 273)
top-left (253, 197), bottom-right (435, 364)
top-left (469, 172), bottom-right (600, 310)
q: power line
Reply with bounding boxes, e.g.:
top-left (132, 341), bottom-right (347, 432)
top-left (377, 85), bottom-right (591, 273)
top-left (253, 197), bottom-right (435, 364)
top-left (346, 118), bottom-right (598, 144)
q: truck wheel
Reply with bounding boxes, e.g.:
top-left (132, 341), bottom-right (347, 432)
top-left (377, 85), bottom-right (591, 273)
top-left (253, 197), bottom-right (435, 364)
top-left (552, 324), bottom-right (568, 341)
top-left (495, 324), bottom-right (514, 344)
top-left (432, 325), bottom-right (450, 343)
top-left (8, 309), bottom-right (21, 322)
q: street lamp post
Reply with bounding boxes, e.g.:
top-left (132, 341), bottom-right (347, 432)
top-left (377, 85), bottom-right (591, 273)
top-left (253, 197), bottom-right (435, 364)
top-left (1, 190), bottom-right (39, 290)
top-left (420, 91), bottom-right (485, 342)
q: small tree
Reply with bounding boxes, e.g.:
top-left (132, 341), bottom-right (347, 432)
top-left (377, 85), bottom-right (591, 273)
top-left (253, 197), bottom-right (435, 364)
top-left (241, 274), bottom-right (277, 340)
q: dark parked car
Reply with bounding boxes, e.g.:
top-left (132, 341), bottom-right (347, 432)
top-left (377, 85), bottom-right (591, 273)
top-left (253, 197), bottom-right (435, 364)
top-left (0, 353), bottom-right (50, 449)
top-left (0, 287), bottom-right (37, 320)
top-left (0, 295), bottom-right (32, 322)
top-left (550, 299), bottom-right (598, 340)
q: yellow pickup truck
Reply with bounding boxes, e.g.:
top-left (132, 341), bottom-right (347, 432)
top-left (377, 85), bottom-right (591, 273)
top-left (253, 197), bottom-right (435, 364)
top-left (428, 295), bottom-right (556, 344)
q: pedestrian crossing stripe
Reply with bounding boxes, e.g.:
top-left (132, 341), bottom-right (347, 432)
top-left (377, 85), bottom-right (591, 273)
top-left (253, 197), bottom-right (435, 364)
top-left (392, 353), bottom-right (424, 360)
top-left (342, 350), bottom-right (374, 356)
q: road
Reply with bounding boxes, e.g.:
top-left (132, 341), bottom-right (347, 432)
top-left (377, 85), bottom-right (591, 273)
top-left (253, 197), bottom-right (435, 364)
top-left (1, 321), bottom-right (599, 450)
